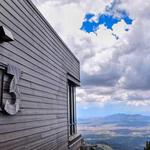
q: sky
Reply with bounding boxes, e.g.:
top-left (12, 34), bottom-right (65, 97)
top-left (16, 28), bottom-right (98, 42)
top-left (32, 0), bottom-right (150, 118)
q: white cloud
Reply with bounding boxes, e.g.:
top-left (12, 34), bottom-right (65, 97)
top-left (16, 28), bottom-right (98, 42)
top-left (127, 101), bottom-right (150, 107)
top-left (32, 0), bottom-right (150, 108)
top-left (76, 87), bottom-right (112, 107)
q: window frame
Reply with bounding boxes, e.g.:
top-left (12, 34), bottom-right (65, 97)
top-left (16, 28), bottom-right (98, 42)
top-left (68, 81), bottom-right (77, 137)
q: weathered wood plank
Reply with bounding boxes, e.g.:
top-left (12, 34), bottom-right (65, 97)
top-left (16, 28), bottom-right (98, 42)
top-left (0, 51), bottom-right (67, 88)
top-left (0, 122), bottom-right (67, 142)
top-left (0, 114), bottom-right (65, 125)
top-left (1, 2), bottom-right (79, 78)
top-left (21, 101), bottom-right (67, 110)
top-left (20, 0), bottom-right (80, 71)
top-left (19, 108), bottom-right (67, 115)
top-left (1, 2), bottom-right (69, 73)
top-left (0, 42), bottom-right (66, 81)
top-left (3, 0), bottom-right (80, 78)
top-left (0, 0), bottom-right (80, 149)
top-left (34, 136), bottom-right (68, 150)
top-left (29, 134), bottom-right (68, 150)
top-left (0, 119), bottom-right (67, 134)
top-left (0, 127), bottom-right (67, 150)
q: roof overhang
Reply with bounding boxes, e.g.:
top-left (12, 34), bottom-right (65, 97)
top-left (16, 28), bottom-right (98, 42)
top-left (67, 73), bottom-right (80, 86)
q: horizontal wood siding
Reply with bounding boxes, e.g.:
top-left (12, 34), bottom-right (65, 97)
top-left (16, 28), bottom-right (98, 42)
top-left (0, 0), bottom-right (80, 149)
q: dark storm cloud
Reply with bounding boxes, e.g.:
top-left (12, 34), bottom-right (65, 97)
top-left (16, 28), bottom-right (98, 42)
top-left (114, 20), bottom-right (150, 90)
top-left (127, 93), bottom-right (150, 101)
top-left (120, 54), bottom-right (150, 90)
top-left (81, 68), bottom-right (122, 87)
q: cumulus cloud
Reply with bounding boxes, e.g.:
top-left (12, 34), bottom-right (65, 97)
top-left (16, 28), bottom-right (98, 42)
top-left (32, 0), bottom-right (150, 108)
top-left (76, 87), bottom-right (112, 107)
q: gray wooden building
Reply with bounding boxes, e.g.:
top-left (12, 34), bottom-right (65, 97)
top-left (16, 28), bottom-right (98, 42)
top-left (0, 0), bottom-right (82, 149)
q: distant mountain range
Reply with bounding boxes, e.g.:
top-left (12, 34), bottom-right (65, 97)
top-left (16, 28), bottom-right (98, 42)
top-left (78, 113), bottom-right (150, 127)
top-left (78, 114), bottom-right (150, 150)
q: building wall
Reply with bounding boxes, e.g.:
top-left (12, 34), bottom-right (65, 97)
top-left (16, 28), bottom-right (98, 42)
top-left (0, 0), bottom-right (80, 149)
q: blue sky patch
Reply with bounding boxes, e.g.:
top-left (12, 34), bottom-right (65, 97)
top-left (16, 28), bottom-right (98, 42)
top-left (84, 13), bottom-right (95, 20)
top-left (80, 13), bottom-right (99, 33)
top-left (80, 0), bottom-right (133, 39)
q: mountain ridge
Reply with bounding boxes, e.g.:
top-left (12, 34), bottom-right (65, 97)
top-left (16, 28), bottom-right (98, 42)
top-left (78, 113), bottom-right (150, 150)
top-left (78, 113), bottom-right (150, 120)
top-left (78, 113), bottom-right (150, 127)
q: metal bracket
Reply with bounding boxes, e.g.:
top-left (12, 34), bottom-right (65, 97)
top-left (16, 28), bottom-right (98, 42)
top-left (0, 26), bottom-right (14, 43)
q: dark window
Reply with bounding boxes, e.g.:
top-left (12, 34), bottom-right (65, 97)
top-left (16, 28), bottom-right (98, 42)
top-left (68, 81), bottom-right (77, 136)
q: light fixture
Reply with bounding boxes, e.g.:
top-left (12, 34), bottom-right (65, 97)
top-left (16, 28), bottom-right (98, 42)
top-left (0, 26), bottom-right (14, 43)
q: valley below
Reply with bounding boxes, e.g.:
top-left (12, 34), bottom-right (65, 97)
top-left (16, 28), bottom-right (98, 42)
top-left (78, 114), bottom-right (150, 150)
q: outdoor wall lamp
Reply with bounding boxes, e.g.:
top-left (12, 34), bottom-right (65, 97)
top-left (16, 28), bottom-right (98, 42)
top-left (0, 26), bottom-right (14, 43)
